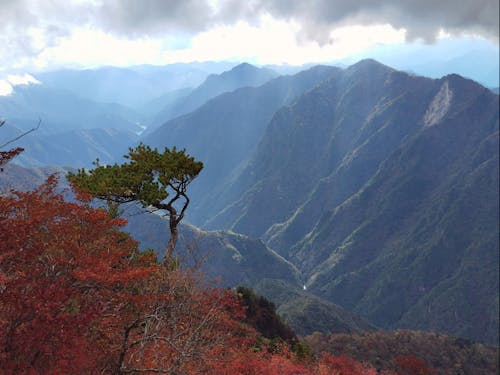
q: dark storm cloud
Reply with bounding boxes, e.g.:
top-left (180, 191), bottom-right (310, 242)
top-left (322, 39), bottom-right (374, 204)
top-left (2, 0), bottom-right (498, 42)
top-left (255, 0), bottom-right (499, 43)
top-left (96, 0), bottom-right (216, 36)
top-left (92, 0), bottom-right (499, 42)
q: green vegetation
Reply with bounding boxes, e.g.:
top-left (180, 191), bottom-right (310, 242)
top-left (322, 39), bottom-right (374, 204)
top-left (237, 286), bottom-right (297, 344)
top-left (68, 143), bottom-right (203, 262)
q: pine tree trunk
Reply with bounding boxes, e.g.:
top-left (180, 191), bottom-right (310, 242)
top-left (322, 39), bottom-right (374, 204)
top-left (164, 224), bottom-right (178, 263)
top-left (163, 207), bottom-right (178, 264)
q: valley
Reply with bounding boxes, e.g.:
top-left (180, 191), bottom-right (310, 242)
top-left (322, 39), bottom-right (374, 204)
top-left (1, 59), bottom-right (498, 349)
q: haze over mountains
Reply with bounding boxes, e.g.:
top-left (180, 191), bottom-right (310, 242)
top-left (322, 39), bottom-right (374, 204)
top-left (1, 59), bottom-right (498, 345)
top-left (0, 62), bottom-right (277, 167)
top-left (345, 37), bottom-right (499, 90)
top-left (35, 62), bottom-right (237, 110)
top-left (145, 62), bottom-right (279, 131)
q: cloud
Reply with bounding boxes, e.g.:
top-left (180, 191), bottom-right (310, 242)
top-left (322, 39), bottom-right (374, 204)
top-left (0, 81), bottom-right (13, 96)
top-left (96, 0), bottom-right (216, 36)
top-left (92, 0), bottom-right (499, 42)
top-left (6, 74), bottom-right (41, 86)
top-left (0, 0), bottom-right (497, 72)
top-left (76, 0), bottom-right (500, 42)
top-left (0, 74), bottom-right (41, 97)
top-left (254, 0), bottom-right (499, 43)
top-left (0, 0), bottom-right (76, 71)
top-left (161, 19), bottom-right (405, 65)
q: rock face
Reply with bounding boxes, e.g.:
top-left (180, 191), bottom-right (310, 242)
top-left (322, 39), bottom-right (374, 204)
top-left (202, 60), bottom-right (499, 343)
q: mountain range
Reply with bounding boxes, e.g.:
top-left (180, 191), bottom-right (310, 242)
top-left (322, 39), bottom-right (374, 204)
top-left (185, 60), bottom-right (498, 344)
top-left (0, 83), bottom-right (143, 167)
top-left (140, 59), bottom-right (499, 344)
top-left (122, 206), bottom-right (381, 337)
top-left (145, 62), bottom-right (278, 131)
top-left (143, 64), bottom-right (341, 222)
top-left (0, 62), bottom-right (276, 167)
top-left (1, 59), bottom-right (498, 345)
top-left (34, 61), bottom-right (236, 111)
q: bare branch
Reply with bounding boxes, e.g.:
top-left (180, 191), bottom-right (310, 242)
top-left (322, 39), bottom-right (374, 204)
top-left (0, 118), bottom-right (41, 149)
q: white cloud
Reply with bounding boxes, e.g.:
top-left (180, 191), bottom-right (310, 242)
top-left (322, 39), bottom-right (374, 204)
top-left (0, 81), bottom-right (13, 96)
top-left (0, 74), bottom-right (41, 96)
top-left (10, 16), bottom-right (405, 69)
top-left (6, 74), bottom-right (41, 86)
top-left (161, 17), bottom-right (406, 65)
top-left (34, 28), bottom-right (166, 69)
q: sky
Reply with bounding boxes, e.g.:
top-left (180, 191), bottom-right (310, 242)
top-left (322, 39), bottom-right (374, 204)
top-left (0, 0), bottom-right (498, 93)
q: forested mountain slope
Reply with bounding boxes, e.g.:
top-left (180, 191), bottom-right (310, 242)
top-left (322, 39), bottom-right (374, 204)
top-left (204, 59), bottom-right (499, 343)
top-left (144, 65), bottom-right (340, 224)
top-left (123, 209), bottom-right (301, 288)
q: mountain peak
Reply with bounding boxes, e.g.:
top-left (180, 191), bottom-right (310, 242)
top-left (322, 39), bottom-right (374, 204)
top-left (348, 58), bottom-right (394, 73)
top-left (439, 73), bottom-right (490, 98)
top-left (223, 62), bottom-right (277, 79)
top-left (203, 62), bottom-right (277, 83)
top-left (231, 62), bottom-right (257, 71)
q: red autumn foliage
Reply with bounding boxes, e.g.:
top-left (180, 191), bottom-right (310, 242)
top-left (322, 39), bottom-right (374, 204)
top-left (0, 177), bottom-right (253, 373)
top-left (395, 354), bottom-right (437, 375)
top-left (118, 270), bottom-right (254, 374)
top-left (0, 176), bottom-right (157, 373)
top-left (0, 176), bottom-right (385, 374)
top-left (315, 353), bottom-right (378, 375)
top-left (206, 348), bottom-right (384, 375)
top-left (0, 147), bottom-right (23, 171)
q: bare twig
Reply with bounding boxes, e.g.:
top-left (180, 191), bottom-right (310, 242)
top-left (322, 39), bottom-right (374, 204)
top-left (0, 118), bottom-right (41, 149)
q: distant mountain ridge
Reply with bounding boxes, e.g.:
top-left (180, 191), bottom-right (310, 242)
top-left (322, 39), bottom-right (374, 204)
top-left (0, 84), bottom-right (143, 135)
top-left (0, 84), bottom-right (144, 167)
top-left (2, 62), bottom-right (275, 168)
top-left (35, 61), bottom-right (235, 111)
top-left (146, 62), bottom-right (279, 131)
